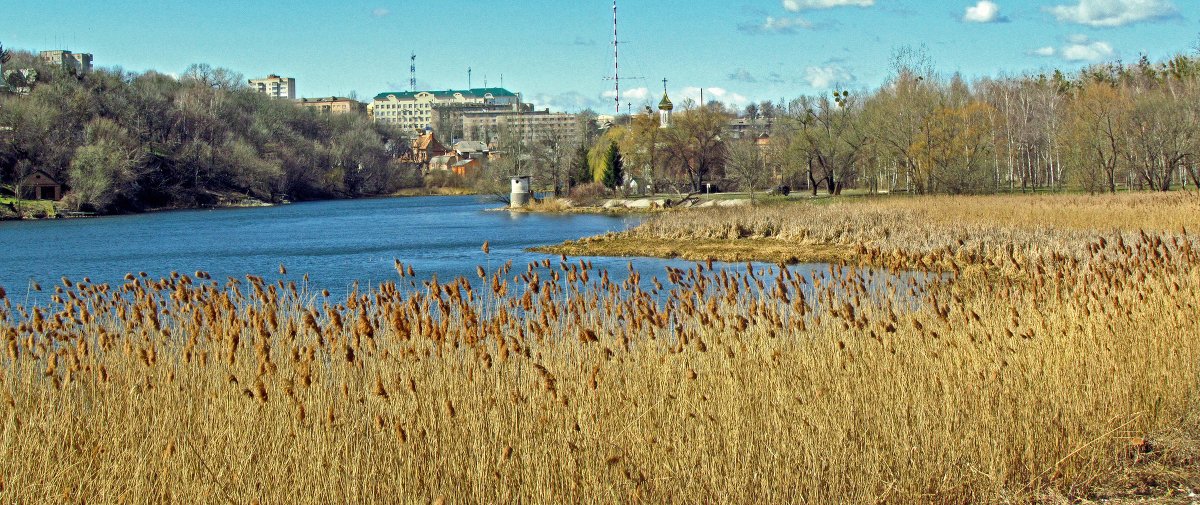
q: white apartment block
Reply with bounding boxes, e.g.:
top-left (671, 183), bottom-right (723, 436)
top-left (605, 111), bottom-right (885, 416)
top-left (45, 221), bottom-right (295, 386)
top-left (369, 87), bottom-right (519, 134)
top-left (462, 109), bottom-right (582, 145)
top-left (249, 74), bottom-right (296, 99)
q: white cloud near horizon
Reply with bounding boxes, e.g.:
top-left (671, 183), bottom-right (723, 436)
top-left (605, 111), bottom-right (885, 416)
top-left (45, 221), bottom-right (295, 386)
top-left (1031, 35), bottom-right (1115, 61)
top-left (529, 91), bottom-right (604, 112)
top-left (963, 1), bottom-right (1004, 22)
top-left (622, 87), bottom-right (650, 100)
top-left (678, 86), bottom-right (751, 107)
top-left (803, 65), bottom-right (854, 89)
top-left (783, 0), bottom-right (873, 11)
top-left (1047, 0), bottom-right (1177, 27)
top-left (371, 7), bottom-right (390, 18)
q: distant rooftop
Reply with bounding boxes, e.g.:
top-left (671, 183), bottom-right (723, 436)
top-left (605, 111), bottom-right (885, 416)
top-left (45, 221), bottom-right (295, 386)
top-left (373, 87), bottom-right (517, 101)
top-left (300, 96), bottom-right (361, 103)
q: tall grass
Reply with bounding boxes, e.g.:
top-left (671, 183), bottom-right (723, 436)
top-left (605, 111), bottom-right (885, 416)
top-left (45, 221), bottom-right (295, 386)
top-left (1, 194), bottom-right (1198, 503)
top-left (605, 192), bottom-right (1200, 268)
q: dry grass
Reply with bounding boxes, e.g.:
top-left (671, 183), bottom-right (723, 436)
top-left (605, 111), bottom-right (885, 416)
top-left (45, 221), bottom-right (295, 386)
top-left (1, 193), bottom-right (1199, 503)
top-left (393, 187), bottom-right (477, 197)
top-left (536, 235), bottom-right (855, 264)
top-left (537, 192), bottom-right (1200, 269)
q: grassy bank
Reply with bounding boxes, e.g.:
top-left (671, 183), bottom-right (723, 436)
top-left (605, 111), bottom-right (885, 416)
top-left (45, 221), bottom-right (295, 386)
top-left (0, 196), bottom-right (58, 219)
top-left (2, 197), bottom-right (1199, 501)
top-left (539, 234), bottom-right (854, 264)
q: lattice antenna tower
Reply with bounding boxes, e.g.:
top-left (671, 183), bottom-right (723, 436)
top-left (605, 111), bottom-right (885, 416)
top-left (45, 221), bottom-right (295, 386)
top-left (612, 0), bottom-right (619, 114)
top-left (410, 52), bottom-right (417, 91)
top-left (604, 0), bottom-right (644, 114)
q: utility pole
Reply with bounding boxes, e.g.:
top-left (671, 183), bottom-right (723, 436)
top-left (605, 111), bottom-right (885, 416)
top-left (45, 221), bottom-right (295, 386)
top-left (468, 67), bottom-right (472, 89)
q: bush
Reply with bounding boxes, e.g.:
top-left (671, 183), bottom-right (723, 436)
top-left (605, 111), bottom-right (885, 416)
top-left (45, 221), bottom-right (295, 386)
top-left (424, 170), bottom-right (466, 189)
top-left (568, 182), bottom-right (609, 206)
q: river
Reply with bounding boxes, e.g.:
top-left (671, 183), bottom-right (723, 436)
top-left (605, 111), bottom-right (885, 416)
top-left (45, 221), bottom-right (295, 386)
top-left (0, 196), bottom-right (733, 298)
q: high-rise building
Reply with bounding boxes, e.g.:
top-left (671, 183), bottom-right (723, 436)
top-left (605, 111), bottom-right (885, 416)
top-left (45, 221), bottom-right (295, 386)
top-left (39, 50), bottom-right (92, 76)
top-left (369, 88), bottom-right (519, 135)
top-left (249, 74), bottom-right (296, 100)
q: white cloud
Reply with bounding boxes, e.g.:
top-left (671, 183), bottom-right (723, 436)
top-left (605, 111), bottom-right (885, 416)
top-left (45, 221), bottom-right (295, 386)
top-left (622, 87), bottom-right (649, 100)
top-left (783, 0), bottom-right (874, 11)
top-left (1032, 35), bottom-right (1115, 61)
top-left (707, 87), bottom-right (749, 104)
top-left (678, 86), bottom-right (750, 107)
top-left (803, 65), bottom-right (854, 89)
top-left (1062, 39), bottom-right (1114, 61)
top-left (371, 7), bottom-right (390, 18)
top-left (741, 16), bottom-right (814, 33)
top-left (529, 91), bottom-right (604, 112)
top-left (1047, 0), bottom-right (1177, 27)
top-left (963, 1), bottom-right (1003, 22)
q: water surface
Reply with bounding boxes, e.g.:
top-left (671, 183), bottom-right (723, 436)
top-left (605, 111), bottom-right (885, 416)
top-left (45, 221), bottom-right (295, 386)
top-left (0, 196), bottom-right (705, 297)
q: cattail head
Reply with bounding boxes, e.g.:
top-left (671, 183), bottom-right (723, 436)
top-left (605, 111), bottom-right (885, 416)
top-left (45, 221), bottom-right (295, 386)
top-left (374, 376), bottom-right (388, 399)
top-left (482, 241), bottom-right (491, 254)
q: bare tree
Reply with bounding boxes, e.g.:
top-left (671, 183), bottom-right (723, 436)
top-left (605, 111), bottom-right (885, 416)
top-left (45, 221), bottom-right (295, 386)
top-left (659, 106), bottom-right (729, 192)
top-left (725, 139), bottom-right (772, 203)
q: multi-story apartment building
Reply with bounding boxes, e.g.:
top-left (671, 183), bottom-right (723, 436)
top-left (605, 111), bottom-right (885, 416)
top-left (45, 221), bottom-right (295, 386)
top-left (369, 88), bottom-right (519, 135)
top-left (249, 74), bottom-right (296, 99)
top-left (299, 96), bottom-right (367, 115)
top-left (39, 50), bottom-right (92, 76)
top-left (462, 109), bottom-right (582, 146)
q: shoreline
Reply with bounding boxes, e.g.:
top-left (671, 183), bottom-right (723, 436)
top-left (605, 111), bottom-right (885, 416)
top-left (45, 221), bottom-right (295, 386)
top-left (0, 189), bottom-right (483, 221)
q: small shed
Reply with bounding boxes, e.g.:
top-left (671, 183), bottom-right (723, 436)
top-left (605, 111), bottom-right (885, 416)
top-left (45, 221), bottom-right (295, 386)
top-left (451, 158), bottom-right (481, 177)
top-left (19, 170), bottom-right (64, 201)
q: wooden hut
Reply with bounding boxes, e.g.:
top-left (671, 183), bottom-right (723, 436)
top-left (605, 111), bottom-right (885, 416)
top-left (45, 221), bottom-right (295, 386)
top-left (19, 170), bottom-right (64, 201)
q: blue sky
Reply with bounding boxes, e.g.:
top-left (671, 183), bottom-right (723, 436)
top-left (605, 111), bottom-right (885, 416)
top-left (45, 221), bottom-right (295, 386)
top-left (4, 1), bottom-right (1198, 112)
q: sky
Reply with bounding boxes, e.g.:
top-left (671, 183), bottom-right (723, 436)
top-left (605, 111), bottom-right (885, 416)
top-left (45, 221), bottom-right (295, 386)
top-left (4, 0), bottom-right (1199, 113)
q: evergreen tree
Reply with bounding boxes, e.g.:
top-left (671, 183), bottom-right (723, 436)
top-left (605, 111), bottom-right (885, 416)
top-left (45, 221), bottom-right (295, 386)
top-left (602, 141), bottom-right (623, 190)
top-left (569, 144), bottom-right (591, 188)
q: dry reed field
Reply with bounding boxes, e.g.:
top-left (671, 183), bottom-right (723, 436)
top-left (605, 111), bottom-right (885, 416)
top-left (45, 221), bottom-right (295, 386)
top-left (2, 192), bottom-right (1200, 503)
top-left (540, 192), bottom-right (1200, 269)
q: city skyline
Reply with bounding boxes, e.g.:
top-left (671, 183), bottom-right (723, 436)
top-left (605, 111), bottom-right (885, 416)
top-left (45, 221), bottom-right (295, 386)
top-left (5, 0), bottom-right (1199, 112)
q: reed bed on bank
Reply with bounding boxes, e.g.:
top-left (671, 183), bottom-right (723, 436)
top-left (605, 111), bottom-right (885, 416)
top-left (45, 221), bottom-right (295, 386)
top-left (541, 192), bottom-right (1200, 269)
top-left (2, 194), bottom-right (1199, 503)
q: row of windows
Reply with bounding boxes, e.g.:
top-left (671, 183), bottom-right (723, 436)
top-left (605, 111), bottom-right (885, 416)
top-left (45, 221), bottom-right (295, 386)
top-left (375, 102), bottom-right (432, 110)
top-left (377, 111), bottom-right (432, 117)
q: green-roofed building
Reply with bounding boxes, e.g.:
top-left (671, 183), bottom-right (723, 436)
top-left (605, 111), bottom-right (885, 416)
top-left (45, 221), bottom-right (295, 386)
top-left (369, 87), bottom-right (520, 135)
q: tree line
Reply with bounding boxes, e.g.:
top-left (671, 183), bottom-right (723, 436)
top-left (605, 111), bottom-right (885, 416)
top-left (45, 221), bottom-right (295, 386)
top-left (583, 46), bottom-right (1200, 197)
top-left (0, 47), bottom-right (417, 214)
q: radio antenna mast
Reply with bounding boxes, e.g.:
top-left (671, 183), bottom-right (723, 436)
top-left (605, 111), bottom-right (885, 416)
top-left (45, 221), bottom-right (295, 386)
top-left (612, 0), bottom-right (619, 114)
top-left (409, 52), bottom-right (417, 91)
